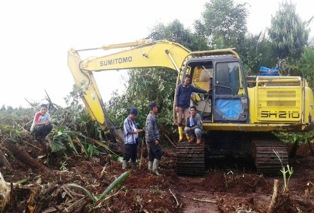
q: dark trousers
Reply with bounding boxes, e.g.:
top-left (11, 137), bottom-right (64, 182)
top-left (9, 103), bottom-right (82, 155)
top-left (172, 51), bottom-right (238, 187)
top-left (148, 141), bottom-right (163, 161)
top-left (32, 124), bottom-right (53, 139)
top-left (123, 144), bottom-right (138, 162)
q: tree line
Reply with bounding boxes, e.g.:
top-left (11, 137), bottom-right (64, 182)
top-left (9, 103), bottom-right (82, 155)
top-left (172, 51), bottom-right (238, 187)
top-left (107, 0), bottom-right (314, 133)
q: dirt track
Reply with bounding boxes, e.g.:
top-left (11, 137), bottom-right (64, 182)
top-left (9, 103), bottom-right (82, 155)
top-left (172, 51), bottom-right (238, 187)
top-left (1, 138), bottom-right (313, 213)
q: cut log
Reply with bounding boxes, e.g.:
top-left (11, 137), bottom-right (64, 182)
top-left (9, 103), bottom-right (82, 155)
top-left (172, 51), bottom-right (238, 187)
top-left (0, 149), bottom-right (12, 171)
top-left (267, 179), bottom-right (279, 213)
top-left (3, 140), bottom-right (50, 173)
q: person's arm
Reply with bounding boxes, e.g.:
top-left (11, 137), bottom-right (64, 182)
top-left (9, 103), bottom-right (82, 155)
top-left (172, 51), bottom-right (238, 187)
top-left (153, 118), bottom-right (160, 142)
top-left (185, 116), bottom-right (192, 132)
top-left (44, 113), bottom-right (52, 125)
top-left (124, 118), bottom-right (141, 135)
top-left (188, 114), bottom-right (202, 131)
top-left (175, 84), bottom-right (181, 111)
top-left (191, 85), bottom-right (208, 94)
top-left (134, 121), bottom-right (143, 133)
top-left (146, 114), bottom-right (156, 141)
top-left (34, 113), bottom-right (49, 126)
top-left (193, 114), bottom-right (203, 130)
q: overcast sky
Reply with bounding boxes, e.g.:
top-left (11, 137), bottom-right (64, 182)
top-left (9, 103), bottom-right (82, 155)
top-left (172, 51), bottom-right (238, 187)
top-left (0, 0), bottom-right (313, 108)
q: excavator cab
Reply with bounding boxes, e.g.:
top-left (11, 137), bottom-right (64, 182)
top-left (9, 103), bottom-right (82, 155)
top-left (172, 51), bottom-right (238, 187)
top-left (179, 56), bottom-right (248, 124)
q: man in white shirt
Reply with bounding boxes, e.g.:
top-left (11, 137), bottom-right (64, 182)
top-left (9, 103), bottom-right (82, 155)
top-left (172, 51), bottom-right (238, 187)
top-left (30, 104), bottom-right (53, 140)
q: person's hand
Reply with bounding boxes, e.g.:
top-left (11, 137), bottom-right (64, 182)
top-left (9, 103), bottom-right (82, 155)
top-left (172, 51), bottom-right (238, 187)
top-left (137, 129), bottom-right (143, 133)
top-left (154, 140), bottom-right (159, 145)
top-left (175, 106), bottom-right (179, 112)
top-left (186, 127), bottom-right (191, 132)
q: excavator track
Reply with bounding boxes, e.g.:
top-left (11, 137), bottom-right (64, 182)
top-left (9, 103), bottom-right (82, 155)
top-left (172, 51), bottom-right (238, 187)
top-left (176, 141), bottom-right (205, 176)
top-left (253, 140), bottom-right (288, 176)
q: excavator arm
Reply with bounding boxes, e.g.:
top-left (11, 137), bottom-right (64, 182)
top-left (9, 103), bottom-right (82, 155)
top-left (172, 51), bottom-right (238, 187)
top-left (67, 40), bottom-right (190, 143)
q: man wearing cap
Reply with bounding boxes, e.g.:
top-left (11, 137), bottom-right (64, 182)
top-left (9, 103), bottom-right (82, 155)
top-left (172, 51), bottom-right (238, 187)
top-left (145, 101), bottom-right (162, 175)
top-left (175, 75), bottom-right (208, 142)
top-left (122, 107), bottom-right (143, 170)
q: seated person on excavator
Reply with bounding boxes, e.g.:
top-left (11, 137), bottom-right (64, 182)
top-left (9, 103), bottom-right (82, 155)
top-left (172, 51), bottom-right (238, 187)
top-left (184, 106), bottom-right (203, 145)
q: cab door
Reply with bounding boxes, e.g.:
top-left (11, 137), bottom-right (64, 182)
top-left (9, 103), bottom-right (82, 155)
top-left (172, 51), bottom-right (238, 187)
top-left (212, 61), bottom-right (249, 122)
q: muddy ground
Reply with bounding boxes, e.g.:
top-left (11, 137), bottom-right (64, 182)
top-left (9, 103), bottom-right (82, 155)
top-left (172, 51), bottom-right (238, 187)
top-left (0, 135), bottom-right (313, 213)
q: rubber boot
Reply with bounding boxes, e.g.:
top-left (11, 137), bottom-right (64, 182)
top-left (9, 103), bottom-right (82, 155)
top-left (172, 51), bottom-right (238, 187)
top-left (152, 159), bottom-right (160, 176)
top-left (178, 126), bottom-right (184, 142)
top-left (196, 138), bottom-right (202, 145)
top-left (185, 134), bottom-right (190, 141)
top-left (188, 136), bottom-right (195, 143)
top-left (132, 161), bottom-right (137, 169)
top-left (122, 160), bottom-right (127, 170)
top-left (148, 161), bottom-right (153, 171)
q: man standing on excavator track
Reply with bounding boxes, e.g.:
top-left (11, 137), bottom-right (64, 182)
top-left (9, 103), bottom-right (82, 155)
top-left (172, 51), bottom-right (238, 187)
top-left (175, 75), bottom-right (207, 142)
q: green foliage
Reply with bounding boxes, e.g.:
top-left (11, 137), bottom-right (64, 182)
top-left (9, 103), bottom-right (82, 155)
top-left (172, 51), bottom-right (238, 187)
top-left (0, 106), bottom-right (35, 142)
top-left (149, 19), bottom-right (208, 51)
top-left (60, 161), bottom-right (68, 171)
top-left (50, 129), bottom-right (78, 154)
top-left (107, 68), bottom-right (177, 129)
top-left (274, 150), bottom-right (293, 193)
top-left (57, 84), bottom-right (102, 139)
top-left (275, 131), bottom-right (314, 144)
top-left (268, 1), bottom-right (309, 60)
top-left (0, 86), bottom-right (117, 162)
top-left (296, 46), bottom-right (314, 87)
top-left (68, 171), bottom-right (130, 205)
top-left (85, 143), bottom-right (100, 157)
top-left (240, 33), bottom-right (276, 75)
top-left (201, 0), bottom-right (248, 49)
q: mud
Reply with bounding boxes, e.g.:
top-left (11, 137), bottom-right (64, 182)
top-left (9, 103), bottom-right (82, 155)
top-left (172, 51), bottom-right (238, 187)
top-left (1, 137), bottom-right (313, 213)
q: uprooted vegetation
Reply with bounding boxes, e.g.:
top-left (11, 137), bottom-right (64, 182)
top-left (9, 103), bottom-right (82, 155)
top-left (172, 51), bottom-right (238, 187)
top-left (0, 97), bottom-right (313, 212)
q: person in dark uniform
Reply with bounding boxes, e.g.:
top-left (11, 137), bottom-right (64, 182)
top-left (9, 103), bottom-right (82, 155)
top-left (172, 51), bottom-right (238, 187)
top-left (145, 101), bottom-right (162, 175)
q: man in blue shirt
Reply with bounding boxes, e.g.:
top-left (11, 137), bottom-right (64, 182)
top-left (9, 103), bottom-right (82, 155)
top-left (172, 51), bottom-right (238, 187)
top-left (122, 107), bottom-right (143, 169)
top-left (175, 75), bottom-right (207, 142)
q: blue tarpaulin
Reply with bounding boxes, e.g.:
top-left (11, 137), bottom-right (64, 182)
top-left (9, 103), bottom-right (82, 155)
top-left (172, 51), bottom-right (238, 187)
top-left (216, 99), bottom-right (242, 119)
top-left (259, 66), bottom-right (279, 76)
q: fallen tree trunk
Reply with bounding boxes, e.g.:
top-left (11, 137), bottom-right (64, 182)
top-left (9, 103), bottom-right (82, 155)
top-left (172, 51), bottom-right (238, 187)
top-left (0, 149), bottom-right (12, 171)
top-left (3, 140), bottom-right (50, 173)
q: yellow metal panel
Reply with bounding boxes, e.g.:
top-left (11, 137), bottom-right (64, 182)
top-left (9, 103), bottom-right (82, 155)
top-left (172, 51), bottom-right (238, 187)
top-left (68, 49), bottom-right (106, 125)
top-left (247, 87), bottom-right (257, 123)
top-left (304, 85), bottom-right (314, 124)
top-left (81, 40), bottom-right (190, 72)
top-left (256, 87), bottom-right (301, 122)
top-left (202, 123), bottom-right (305, 131)
top-left (254, 76), bottom-right (303, 123)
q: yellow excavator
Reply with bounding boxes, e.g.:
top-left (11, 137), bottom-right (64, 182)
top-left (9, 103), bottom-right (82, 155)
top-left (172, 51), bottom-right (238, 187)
top-left (68, 39), bottom-right (314, 176)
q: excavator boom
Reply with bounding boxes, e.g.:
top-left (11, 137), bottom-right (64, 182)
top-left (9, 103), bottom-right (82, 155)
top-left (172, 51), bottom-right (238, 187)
top-left (68, 40), bottom-right (190, 144)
